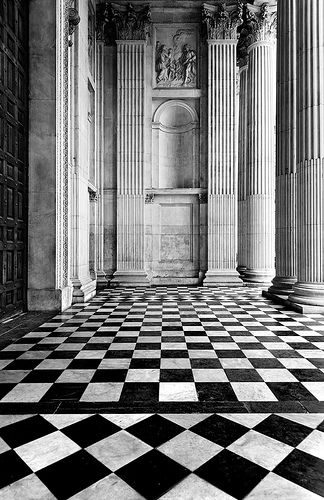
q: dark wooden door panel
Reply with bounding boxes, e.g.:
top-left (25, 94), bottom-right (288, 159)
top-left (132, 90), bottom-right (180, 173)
top-left (0, 0), bottom-right (28, 315)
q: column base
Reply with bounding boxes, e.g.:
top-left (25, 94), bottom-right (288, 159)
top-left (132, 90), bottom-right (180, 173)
top-left (27, 285), bottom-right (73, 312)
top-left (243, 268), bottom-right (274, 287)
top-left (110, 270), bottom-right (150, 288)
top-left (288, 282), bottom-right (324, 313)
top-left (96, 271), bottom-right (110, 290)
top-left (71, 277), bottom-right (97, 303)
top-left (237, 265), bottom-right (247, 280)
top-left (203, 269), bottom-right (242, 287)
top-left (268, 276), bottom-right (296, 296)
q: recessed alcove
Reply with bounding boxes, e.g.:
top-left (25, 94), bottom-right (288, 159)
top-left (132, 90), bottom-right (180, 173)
top-left (152, 100), bottom-right (199, 189)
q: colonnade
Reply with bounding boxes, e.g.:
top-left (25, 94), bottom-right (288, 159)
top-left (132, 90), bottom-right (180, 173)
top-left (100, 0), bottom-right (324, 312)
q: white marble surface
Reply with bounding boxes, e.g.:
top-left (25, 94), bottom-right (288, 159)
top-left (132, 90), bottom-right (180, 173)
top-left (87, 430), bottom-right (151, 471)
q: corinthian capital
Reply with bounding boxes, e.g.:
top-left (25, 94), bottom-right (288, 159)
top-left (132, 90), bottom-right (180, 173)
top-left (96, 2), bottom-right (151, 43)
top-left (245, 3), bottom-right (277, 45)
top-left (111, 3), bottom-right (151, 41)
top-left (202, 2), bottom-right (243, 41)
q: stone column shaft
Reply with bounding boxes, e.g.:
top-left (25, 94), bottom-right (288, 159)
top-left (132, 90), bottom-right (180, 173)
top-left (95, 41), bottom-right (108, 287)
top-left (237, 63), bottom-right (248, 278)
top-left (111, 41), bottom-right (149, 286)
top-left (269, 0), bottom-right (297, 295)
top-left (244, 5), bottom-right (276, 286)
top-left (289, 0), bottom-right (324, 311)
top-left (205, 40), bottom-right (241, 285)
top-left (203, 3), bottom-right (242, 286)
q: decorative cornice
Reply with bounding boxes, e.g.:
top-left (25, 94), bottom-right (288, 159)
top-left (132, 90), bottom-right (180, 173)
top-left (242, 3), bottom-right (277, 47)
top-left (68, 7), bottom-right (80, 47)
top-left (96, 3), bottom-right (151, 43)
top-left (202, 2), bottom-right (243, 41)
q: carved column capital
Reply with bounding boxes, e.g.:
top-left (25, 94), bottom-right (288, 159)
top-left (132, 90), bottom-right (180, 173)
top-left (202, 2), bottom-right (243, 41)
top-left (112, 3), bottom-right (151, 41)
top-left (96, 3), bottom-right (151, 44)
top-left (244, 3), bottom-right (277, 47)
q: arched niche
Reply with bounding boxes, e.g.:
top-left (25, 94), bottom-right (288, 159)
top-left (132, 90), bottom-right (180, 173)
top-left (152, 100), bottom-right (199, 189)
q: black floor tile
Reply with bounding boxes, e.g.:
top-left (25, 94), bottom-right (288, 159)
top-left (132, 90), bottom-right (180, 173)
top-left (225, 369), bottom-right (264, 382)
top-left (129, 358), bottom-right (160, 369)
top-left (190, 358), bottom-right (222, 369)
top-left (127, 414), bottom-right (183, 447)
top-left (267, 382), bottom-right (318, 401)
top-left (196, 449), bottom-right (268, 499)
top-left (160, 369), bottom-right (194, 382)
top-left (254, 414), bottom-right (312, 447)
top-left (0, 450), bottom-right (32, 488)
top-left (161, 350), bottom-right (189, 358)
top-left (274, 449), bottom-right (324, 497)
top-left (23, 370), bottom-right (62, 383)
top-left (0, 383), bottom-right (15, 400)
top-left (67, 359), bottom-right (101, 369)
top-left (120, 383), bottom-right (159, 403)
top-left (91, 369), bottom-right (127, 382)
top-left (289, 369), bottom-right (324, 382)
top-left (40, 383), bottom-right (87, 402)
top-left (5, 359), bottom-right (42, 370)
top-left (196, 383), bottom-right (238, 402)
top-left (249, 358), bottom-right (284, 368)
top-left (37, 450), bottom-right (110, 500)
top-left (117, 449), bottom-right (189, 500)
top-left (62, 414), bottom-right (120, 447)
top-left (191, 414), bottom-right (247, 447)
top-left (0, 415), bottom-right (56, 448)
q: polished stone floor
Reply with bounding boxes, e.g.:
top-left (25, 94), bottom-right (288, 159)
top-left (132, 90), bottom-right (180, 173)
top-left (1, 286), bottom-right (324, 498)
top-left (0, 412), bottom-right (324, 499)
top-left (0, 287), bottom-right (324, 412)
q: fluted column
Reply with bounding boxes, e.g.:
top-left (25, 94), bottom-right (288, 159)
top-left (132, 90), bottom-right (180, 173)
top-left (237, 43), bottom-right (249, 279)
top-left (203, 3), bottom-right (242, 286)
top-left (244, 4), bottom-right (276, 285)
top-left (288, 0), bottom-right (324, 311)
top-left (268, 0), bottom-right (297, 295)
top-left (95, 37), bottom-right (109, 288)
top-left (110, 5), bottom-right (150, 286)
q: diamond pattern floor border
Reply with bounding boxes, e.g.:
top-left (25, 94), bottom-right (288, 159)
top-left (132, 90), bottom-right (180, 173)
top-left (0, 412), bottom-right (324, 499)
top-left (0, 286), bottom-right (324, 412)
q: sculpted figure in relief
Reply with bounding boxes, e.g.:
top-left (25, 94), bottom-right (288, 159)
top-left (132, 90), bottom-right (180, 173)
top-left (155, 30), bottom-right (197, 87)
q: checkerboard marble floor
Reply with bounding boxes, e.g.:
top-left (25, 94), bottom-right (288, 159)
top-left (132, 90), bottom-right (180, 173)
top-left (1, 287), bottom-right (324, 498)
top-left (1, 412), bottom-right (324, 499)
top-left (0, 286), bottom-right (324, 411)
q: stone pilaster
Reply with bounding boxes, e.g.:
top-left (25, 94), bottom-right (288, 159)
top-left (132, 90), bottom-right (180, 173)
top-left (94, 30), bottom-right (109, 288)
top-left (244, 3), bottom-right (276, 286)
top-left (237, 39), bottom-right (249, 279)
top-left (288, 0), bottom-right (324, 312)
top-left (203, 3), bottom-right (242, 286)
top-left (110, 4), bottom-right (150, 286)
top-left (267, 0), bottom-right (297, 296)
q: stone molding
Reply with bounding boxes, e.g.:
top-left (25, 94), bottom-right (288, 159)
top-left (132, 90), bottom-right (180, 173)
top-left (56, 0), bottom-right (70, 289)
top-left (202, 2), bottom-right (243, 41)
top-left (96, 2), bottom-right (151, 44)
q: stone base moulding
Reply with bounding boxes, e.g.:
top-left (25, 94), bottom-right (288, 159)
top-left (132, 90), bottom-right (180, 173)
top-left (204, 269), bottom-right (242, 287)
top-left (243, 268), bottom-right (275, 287)
top-left (27, 286), bottom-right (73, 312)
top-left (268, 276), bottom-right (297, 296)
top-left (71, 278), bottom-right (97, 303)
top-left (110, 270), bottom-right (150, 287)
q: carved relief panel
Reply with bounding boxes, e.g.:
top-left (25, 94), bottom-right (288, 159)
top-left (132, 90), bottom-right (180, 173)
top-left (153, 24), bottom-right (199, 88)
